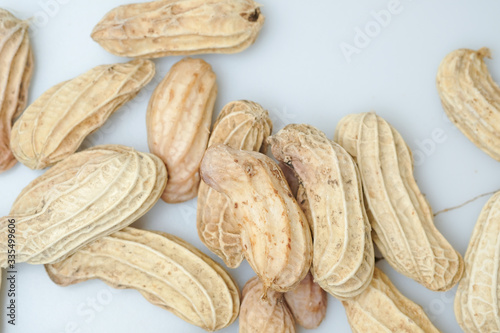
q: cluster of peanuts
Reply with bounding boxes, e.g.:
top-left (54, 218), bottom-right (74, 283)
top-left (0, 1), bottom-right (499, 332)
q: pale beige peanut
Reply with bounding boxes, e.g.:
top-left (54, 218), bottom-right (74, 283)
top-left (0, 9), bottom-right (33, 172)
top-left (0, 145), bottom-right (167, 267)
top-left (46, 227), bottom-right (239, 331)
top-left (455, 191), bottom-right (500, 333)
top-left (269, 124), bottom-right (374, 299)
top-left (91, 0), bottom-right (265, 58)
top-left (147, 57), bottom-right (217, 203)
top-left (335, 112), bottom-right (464, 291)
top-left (437, 47), bottom-right (500, 161)
top-left (197, 100), bottom-right (272, 268)
top-left (10, 59), bottom-right (155, 169)
top-left (201, 145), bottom-right (312, 292)
top-left (343, 267), bottom-right (441, 333)
top-left (240, 277), bottom-right (295, 333)
top-left (284, 272), bottom-right (327, 329)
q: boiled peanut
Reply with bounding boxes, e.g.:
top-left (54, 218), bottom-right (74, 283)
top-left (201, 144), bottom-right (312, 292)
top-left (335, 112), bottom-right (464, 291)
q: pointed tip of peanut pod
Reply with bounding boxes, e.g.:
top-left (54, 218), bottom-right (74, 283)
top-left (477, 47), bottom-right (492, 59)
top-left (260, 287), bottom-right (269, 301)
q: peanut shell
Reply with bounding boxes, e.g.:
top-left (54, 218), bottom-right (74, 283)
top-left (437, 47), bottom-right (500, 161)
top-left (197, 100), bottom-right (272, 268)
top-left (91, 0), bottom-right (265, 58)
top-left (343, 267), bottom-right (441, 333)
top-left (0, 145), bottom-right (166, 267)
top-left (240, 277), bottom-right (295, 333)
top-left (0, 9), bottom-right (33, 172)
top-left (201, 144), bottom-right (312, 292)
top-left (10, 59), bottom-right (155, 169)
top-left (269, 124), bottom-right (374, 299)
top-left (335, 112), bottom-right (464, 291)
top-left (46, 227), bottom-right (239, 331)
top-left (147, 57), bottom-right (217, 203)
top-left (454, 191), bottom-right (500, 333)
top-left (284, 272), bottom-right (327, 329)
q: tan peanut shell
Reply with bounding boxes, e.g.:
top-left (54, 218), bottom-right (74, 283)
top-left (10, 59), bottom-right (155, 169)
top-left (147, 57), bottom-right (217, 203)
top-left (437, 47), bottom-right (500, 161)
top-left (0, 145), bottom-right (167, 267)
top-left (269, 124), bottom-right (374, 299)
top-left (0, 9), bottom-right (33, 172)
top-left (200, 145), bottom-right (312, 292)
top-left (91, 0), bottom-right (265, 58)
top-left (343, 268), bottom-right (441, 333)
top-left (46, 227), bottom-right (239, 331)
top-left (335, 112), bottom-right (464, 291)
top-left (240, 277), bottom-right (295, 333)
top-left (455, 191), bottom-right (500, 333)
top-left (197, 100), bottom-right (272, 268)
top-left (284, 272), bottom-right (327, 329)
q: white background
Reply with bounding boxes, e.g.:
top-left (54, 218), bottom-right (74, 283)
top-left (0, 0), bottom-right (499, 332)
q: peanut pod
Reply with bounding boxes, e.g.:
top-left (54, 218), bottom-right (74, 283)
top-left (437, 47), bottom-right (500, 161)
top-left (197, 100), bottom-right (272, 268)
top-left (455, 191), bottom-right (500, 333)
top-left (0, 145), bottom-right (167, 267)
top-left (46, 227), bottom-right (239, 331)
top-left (343, 267), bottom-right (440, 333)
top-left (91, 0), bottom-right (265, 58)
top-left (10, 59), bottom-right (155, 169)
top-left (284, 272), bottom-right (327, 329)
top-left (240, 277), bottom-right (295, 333)
top-left (0, 9), bottom-right (33, 172)
top-left (201, 145), bottom-right (312, 292)
top-left (335, 112), bottom-right (464, 291)
top-left (269, 124), bottom-right (374, 299)
top-left (147, 57), bottom-right (217, 203)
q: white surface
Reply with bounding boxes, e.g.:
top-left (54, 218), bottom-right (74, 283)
top-left (0, 0), bottom-right (499, 332)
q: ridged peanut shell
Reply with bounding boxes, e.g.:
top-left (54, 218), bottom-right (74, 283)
top-left (201, 145), bottom-right (312, 292)
top-left (10, 59), bottom-right (155, 169)
top-left (269, 124), bottom-right (374, 299)
top-left (46, 227), bottom-right (239, 331)
top-left (284, 272), bottom-right (327, 329)
top-left (91, 0), bottom-right (265, 58)
top-left (455, 191), bottom-right (500, 333)
top-left (343, 268), bottom-right (441, 333)
top-left (197, 100), bottom-right (272, 268)
top-left (240, 277), bottom-right (295, 333)
top-left (437, 47), bottom-right (500, 161)
top-left (335, 112), bottom-right (464, 291)
top-left (147, 57), bottom-right (217, 203)
top-left (0, 9), bottom-right (33, 172)
top-left (0, 145), bottom-right (167, 267)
